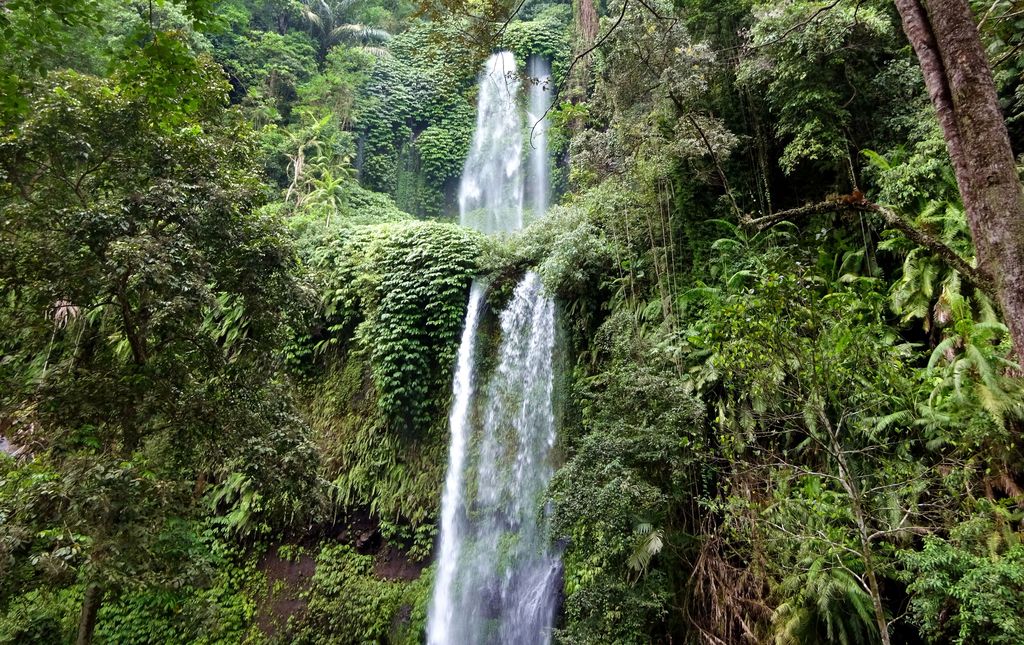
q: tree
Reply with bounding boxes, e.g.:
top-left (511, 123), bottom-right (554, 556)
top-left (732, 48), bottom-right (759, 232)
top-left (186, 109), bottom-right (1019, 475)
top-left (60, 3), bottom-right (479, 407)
top-left (297, 0), bottom-right (391, 61)
top-left (0, 60), bottom-right (309, 643)
top-left (304, 160), bottom-right (356, 226)
top-left (566, 0), bottom-right (599, 99)
top-left (736, 2), bottom-right (897, 176)
top-left (894, 0), bottom-right (1024, 360)
top-left (900, 505), bottom-right (1024, 645)
top-left (691, 269), bottom-right (925, 645)
top-left (0, 0), bottom-right (219, 125)
top-left (0, 0), bottom-right (103, 123)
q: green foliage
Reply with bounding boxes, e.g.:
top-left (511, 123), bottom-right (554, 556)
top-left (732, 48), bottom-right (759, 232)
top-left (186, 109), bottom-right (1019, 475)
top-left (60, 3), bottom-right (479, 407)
top-left (355, 28), bottom-right (476, 216)
top-left (91, 531), bottom-right (260, 645)
top-left (0, 515), bottom-right (261, 645)
top-left (508, 198), bottom-right (619, 303)
top-left (296, 0), bottom-right (393, 61)
top-left (311, 221), bottom-right (482, 431)
top-left (303, 356), bottom-right (446, 535)
top-left (500, 3), bottom-right (572, 87)
top-left (208, 1), bottom-right (470, 219)
top-left (0, 0), bottom-right (104, 122)
top-left (860, 145), bottom-right (1024, 457)
top-left (289, 544), bottom-right (431, 644)
top-left (861, 122), bottom-right (954, 211)
top-left (864, 143), bottom-right (992, 343)
top-left (526, 114), bottom-right (1023, 641)
top-left (217, 28), bottom-right (320, 123)
top-left (925, 301), bottom-right (1022, 437)
top-left (3, 2), bottom-right (1023, 644)
top-left (571, 0), bottom-right (736, 193)
top-left (975, 0), bottom-right (1024, 147)
top-left (0, 586), bottom-right (80, 644)
top-left (0, 50), bottom-right (318, 640)
top-left (205, 408), bottom-right (323, 540)
top-left (297, 46), bottom-right (376, 128)
top-left (737, 1), bottom-right (897, 175)
top-left (901, 506), bottom-right (1024, 645)
top-left (271, 109), bottom-right (358, 203)
top-left (366, 224), bottom-right (479, 427)
top-left (550, 335), bottom-right (707, 643)
top-left (293, 220), bottom-right (481, 536)
top-left (771, 559), bottom-right (878, 645)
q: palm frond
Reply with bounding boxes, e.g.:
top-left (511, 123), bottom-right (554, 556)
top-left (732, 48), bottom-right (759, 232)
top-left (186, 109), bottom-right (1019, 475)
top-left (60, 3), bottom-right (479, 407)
top-left (332, 23), bottom-right (393, 42)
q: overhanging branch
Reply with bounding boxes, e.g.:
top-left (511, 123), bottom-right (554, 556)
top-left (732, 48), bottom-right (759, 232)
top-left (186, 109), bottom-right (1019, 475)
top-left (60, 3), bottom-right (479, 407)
top-left (741, 198), bottom-right (995, 298)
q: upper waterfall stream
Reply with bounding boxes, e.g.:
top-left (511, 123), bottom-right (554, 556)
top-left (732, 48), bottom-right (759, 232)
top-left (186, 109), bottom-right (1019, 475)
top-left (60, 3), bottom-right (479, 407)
top-left (427, 52), bottom-right (560, 645)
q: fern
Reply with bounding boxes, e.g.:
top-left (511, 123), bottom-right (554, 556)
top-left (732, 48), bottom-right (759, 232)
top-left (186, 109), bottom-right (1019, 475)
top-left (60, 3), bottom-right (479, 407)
top-left (772, 562), bottom-right (878, 645)
top-left (627, 522), bottom-right (664, 579)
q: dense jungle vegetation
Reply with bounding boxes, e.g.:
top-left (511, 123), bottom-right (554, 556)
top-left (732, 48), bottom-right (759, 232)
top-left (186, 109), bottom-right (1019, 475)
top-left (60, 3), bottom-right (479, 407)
top-left (2, 0), bottom-right (1024, 643)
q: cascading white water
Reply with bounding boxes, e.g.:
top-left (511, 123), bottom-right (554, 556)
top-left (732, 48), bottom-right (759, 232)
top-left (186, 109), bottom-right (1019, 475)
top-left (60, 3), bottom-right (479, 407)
top-left (428, 51), bottom-right (560, 645)
top-left (433, 273), bottom-right (559, 644)
top-left (526, 55), bottom-right (553, 219)
top-left (458, 51), bottom-right (524, 234)
top-left (428, 281), bottom-right (486, 643)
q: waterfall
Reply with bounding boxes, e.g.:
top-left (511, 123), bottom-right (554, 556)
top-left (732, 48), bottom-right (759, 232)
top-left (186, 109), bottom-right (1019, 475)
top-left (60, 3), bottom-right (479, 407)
top-left (527, 55), bottom-right (553, 219)
top-left (429, 280), bottom-right (485, 643)
top-left (458, 51), bottom-right (524, 234)
top-left (428, 52), bottom-right (560, 645)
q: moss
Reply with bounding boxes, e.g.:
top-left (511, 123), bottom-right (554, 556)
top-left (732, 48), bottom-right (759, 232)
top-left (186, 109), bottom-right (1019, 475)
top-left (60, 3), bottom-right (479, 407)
top-left (295, 221), bottom-right (484, 538)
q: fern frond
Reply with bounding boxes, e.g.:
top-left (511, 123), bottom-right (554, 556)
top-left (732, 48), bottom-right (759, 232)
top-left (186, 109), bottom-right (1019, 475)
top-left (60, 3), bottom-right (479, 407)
top-left (861, 148), bottom-right (891, 172)
top-left (928, 337), bottom-right (958, 371)
top-left (711, 237), bottom-right (743, 252)
top-left (727, 269), bottom-right (754, 289)
top-left (870, 409), bottom-right (913, 433)
top-left (706, 218), bottom-right (741, 237)
top-left (332, 23), bottom-right (393, 42)
top-left (627, 523), bottom-right (664, 576)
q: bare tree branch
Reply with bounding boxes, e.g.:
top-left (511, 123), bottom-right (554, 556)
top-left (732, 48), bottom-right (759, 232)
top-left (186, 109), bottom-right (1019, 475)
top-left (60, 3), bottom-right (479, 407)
top-left (741, 197), bottom-right (996, 298)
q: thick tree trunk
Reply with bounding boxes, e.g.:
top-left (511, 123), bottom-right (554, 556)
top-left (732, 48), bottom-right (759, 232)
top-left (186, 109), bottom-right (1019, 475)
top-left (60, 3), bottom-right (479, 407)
top-left (76, 583), bottom-right (103, 645)
top-left (577, 0), bottom-right (598, 46)
top-left (568, 0), bottom-right (600, 102)
top-left (895, 0), bottom-right (1024, 359)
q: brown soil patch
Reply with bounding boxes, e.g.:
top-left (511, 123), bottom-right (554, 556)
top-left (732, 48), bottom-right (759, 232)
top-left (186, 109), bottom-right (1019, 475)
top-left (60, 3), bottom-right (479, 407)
top-left (255, 547), bottom-right (317, 638)
top-left (252, 509), bottom-right (430, 638)
top-left (374, 542), bottom-right (428, 581)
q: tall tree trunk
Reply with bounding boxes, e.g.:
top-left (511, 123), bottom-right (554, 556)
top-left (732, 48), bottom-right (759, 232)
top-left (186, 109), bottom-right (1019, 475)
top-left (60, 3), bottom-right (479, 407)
top-left (568, 0), bottom-right (600, 103)
top-left (577, 0), bottom-right (598, 46)
top-left (895, 0), bottom-right (1024, 360)
top-left (76, 583), bottom-right (103, 645)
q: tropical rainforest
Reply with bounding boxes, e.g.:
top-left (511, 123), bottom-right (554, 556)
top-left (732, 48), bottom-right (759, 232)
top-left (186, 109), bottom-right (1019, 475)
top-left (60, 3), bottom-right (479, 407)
top-left (2, 0), bottom-right (1024, 643)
